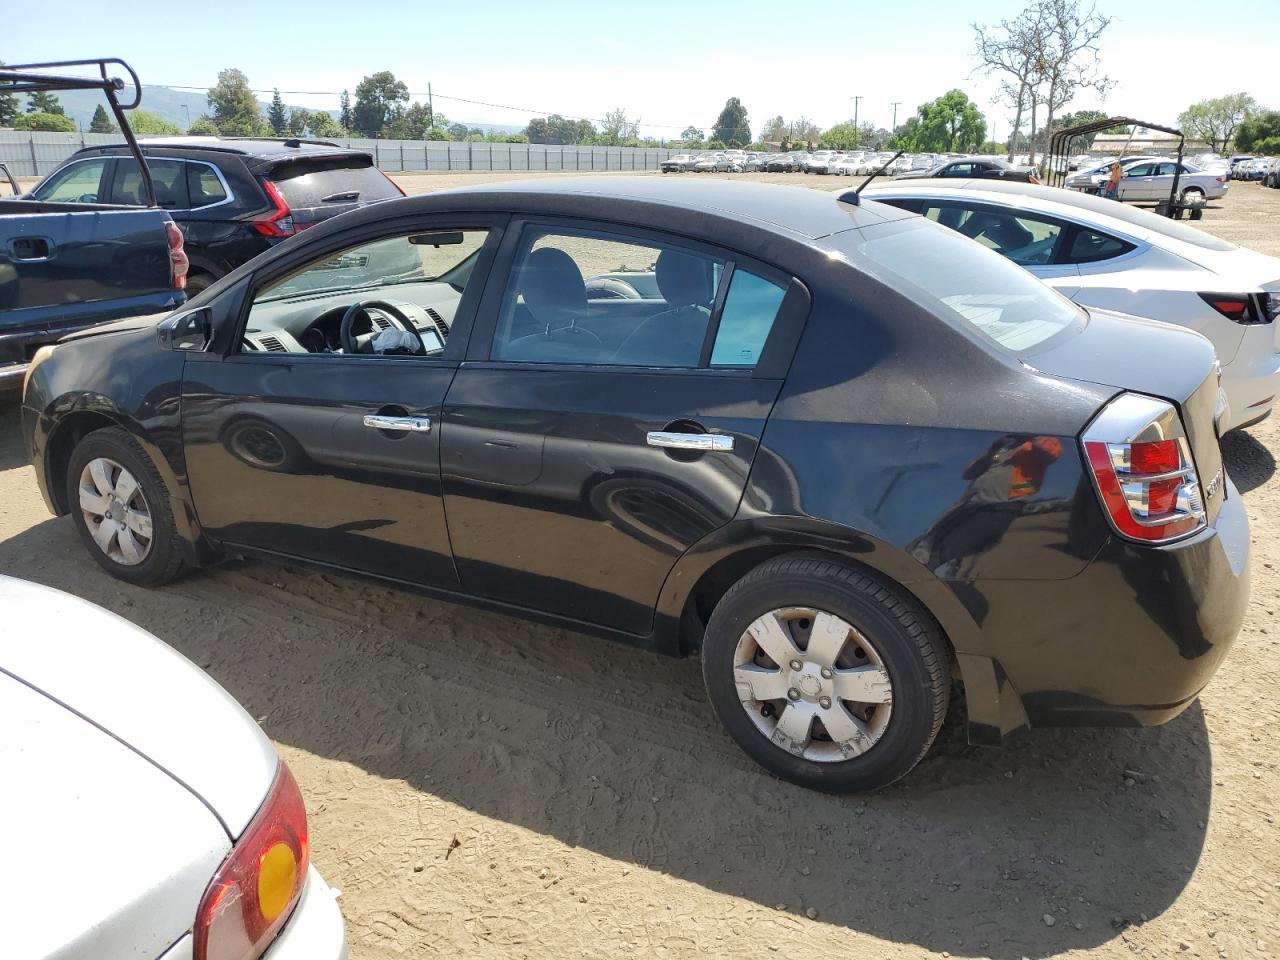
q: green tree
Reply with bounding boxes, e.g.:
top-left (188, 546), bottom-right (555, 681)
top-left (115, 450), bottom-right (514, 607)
top-left (1178, 94), bottom-right (1260, 152)
top-left (188, 116), bottom-right (220, 136)
top-left (524, 114), bottom-right (595, 145)
top-left (130, 110), bottom-right (181, 135)
top-left (819, 121), bottom-right (860, 150)
top-left (706, 138), bottom-right (726, 149)
top-left (268, 88), bottom-right (288, 135)
top-left (711, 97), bottom-right (750, 145)
top-left (308, 112), bottom-right (344, 139)
top-left (598, 107), bottom-right (638, 145)
top-left (912, 90), bottom-right (987, 152)
top-left (352, 71), bottom-right (409, 137)
top-left (337, 90), bottom-right (351, 132)
top-left (447, 122), bottom-right (470, 140)
top-left (15, 112), bottom-right (75, 132)
top-left (207, 68), bottom-right (265, 136)
top-left (680, 125), bottom-right (704, 145)
top-left (26, 90), bottom-right (64, 115)
top-left (0, 62), bottom-right (18, 128)
top-left (88, 104), bottom-right (116, 133)
top-left (759, 115), bottom-right (786, 142)
top-left (285, 108), bottom-right (310, 136)
top-left (887, 116), bottom-right (923, 151)
top-left (1234, 111), bottom-right (1280, 153)
top-left (382, 101), bottom-right (432, 140)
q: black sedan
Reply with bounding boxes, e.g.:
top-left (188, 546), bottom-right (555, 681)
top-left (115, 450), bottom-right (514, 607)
top-left (897, 155), bottom-right (1039, 182)
top-left (20, 178), bottom-right (1247, 791)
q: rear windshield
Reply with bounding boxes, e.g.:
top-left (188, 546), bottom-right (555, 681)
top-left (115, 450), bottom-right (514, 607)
top-left (268, 158), bottom-right (400, 208)
top-left (836, 218), bottom-right (1085, 352)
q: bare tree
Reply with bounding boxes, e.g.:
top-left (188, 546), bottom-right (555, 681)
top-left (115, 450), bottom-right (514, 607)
top-left (1032, 0), bottom-right (1114, 162)
top-left (600, 107), bottom-right (639, 145)
top-left (973, 0), bottom-right (1112, 164)
top-left (972, 5), bottom-right (1044, 156)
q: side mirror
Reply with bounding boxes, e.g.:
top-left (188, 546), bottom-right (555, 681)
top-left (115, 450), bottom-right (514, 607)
top-left (157, 308), bottom-right (211, 351)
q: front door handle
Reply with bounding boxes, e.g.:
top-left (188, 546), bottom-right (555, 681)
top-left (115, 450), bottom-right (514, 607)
top-left (646, 431), bottom-right (733, 452)
top-left (363, 414), bottom-right (431, 433)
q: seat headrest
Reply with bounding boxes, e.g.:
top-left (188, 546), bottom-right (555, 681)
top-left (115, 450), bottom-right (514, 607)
top-left (517, 247), bottom-right (585, 323)
top-left (655, 249), bottom-right (713, 308)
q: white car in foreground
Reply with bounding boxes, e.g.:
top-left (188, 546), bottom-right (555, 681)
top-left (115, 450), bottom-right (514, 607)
top-left (1, 577), bottom-right (346, 960)
top-left (865, 179), bottom-right (1280, 430)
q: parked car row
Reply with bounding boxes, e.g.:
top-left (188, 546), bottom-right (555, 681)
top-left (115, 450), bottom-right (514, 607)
top-left (1064, 156), bottom-right (1229, 204)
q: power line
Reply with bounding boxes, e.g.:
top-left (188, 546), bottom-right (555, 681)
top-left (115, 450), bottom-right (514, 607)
top-left (148, 82), bottom-right (697, 132)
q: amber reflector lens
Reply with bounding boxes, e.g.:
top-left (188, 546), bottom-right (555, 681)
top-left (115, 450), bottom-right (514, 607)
top-left (257, 842), bottom-right (299, 922)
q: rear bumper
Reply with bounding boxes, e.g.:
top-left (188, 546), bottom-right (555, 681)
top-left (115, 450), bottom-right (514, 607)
top-left (964, 477), bottom-right (1249, 732)
top-left (264, 866), bottom-right (347, 960)
top-left (1222, 334), bottom-right (1280, 430)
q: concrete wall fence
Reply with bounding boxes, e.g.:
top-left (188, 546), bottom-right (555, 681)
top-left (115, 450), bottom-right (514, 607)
top-left (0, 131), bottom-right (678, 178)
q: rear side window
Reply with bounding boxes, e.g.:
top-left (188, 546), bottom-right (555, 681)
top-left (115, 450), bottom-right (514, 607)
top-left (269, 159), bottom-right (400, 208)
top-left (842, 219), bottom-right (1084, 353)
top-left (1061, 227), bottom-right (1135, 265)
top-left (110, 158), bottom-right (188, 209)
top-left (920, 203), bottom-right (1063, 266)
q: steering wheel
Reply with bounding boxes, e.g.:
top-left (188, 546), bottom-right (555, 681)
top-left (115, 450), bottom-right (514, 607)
top-left (339, 299), bottom-right (428, 355)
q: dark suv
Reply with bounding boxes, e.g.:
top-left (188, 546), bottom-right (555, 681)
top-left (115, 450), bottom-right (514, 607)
top-left (27, 138), bottom-right (404, 293)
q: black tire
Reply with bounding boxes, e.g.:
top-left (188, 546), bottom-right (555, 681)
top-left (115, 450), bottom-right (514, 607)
top-left (66, 427), bottom-right (190, 586)
top-left (184, 272), bottom-right (215, 297)
top-left (701, 555), bottom-right (950, 791)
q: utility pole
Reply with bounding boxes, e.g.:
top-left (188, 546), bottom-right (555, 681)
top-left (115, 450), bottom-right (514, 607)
top-left (891, 101), bottom-right (901, 132)
top-left (182, 104), bottom-right (190, 130)
top-left (851, 95), bottom-right (862, 131)
top-left (427, 82), bottom-right (433, 129)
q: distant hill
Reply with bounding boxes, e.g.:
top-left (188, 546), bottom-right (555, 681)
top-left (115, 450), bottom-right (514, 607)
top-left (39, 85), bottom-right (522, 137)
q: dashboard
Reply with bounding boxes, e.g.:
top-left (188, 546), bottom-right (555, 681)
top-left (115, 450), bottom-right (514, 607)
top-left (243, 280), bottom-right (463, 355)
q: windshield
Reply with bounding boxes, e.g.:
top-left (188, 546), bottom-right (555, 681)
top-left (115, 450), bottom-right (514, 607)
top-left (833, 218), bottom-right (1085, 353)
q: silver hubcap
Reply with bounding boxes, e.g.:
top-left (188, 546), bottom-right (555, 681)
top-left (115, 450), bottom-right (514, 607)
top-left (78, 458), bottom-right (153, 566)
top-left (733, 607), bottom-right (893, 762)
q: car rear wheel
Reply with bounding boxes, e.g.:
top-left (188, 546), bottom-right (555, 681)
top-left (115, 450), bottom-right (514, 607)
top-left (701, 555), bottom-right (949, 791)
top-left (67, 427), bottom-right (189, 586)
top-left (1181, 186), bottom-right (1205, 204)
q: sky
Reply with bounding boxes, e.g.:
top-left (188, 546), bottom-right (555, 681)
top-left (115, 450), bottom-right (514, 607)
top-left (3, 0), bottom-right (1277, 138)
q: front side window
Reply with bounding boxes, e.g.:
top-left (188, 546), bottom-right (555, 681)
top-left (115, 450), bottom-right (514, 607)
top-left (242, 229), bottom-right (490, 357)
top-left (840, 219), bottom-right (1085, 353)
top-left (32, 159), bottom-right (109, 203)
top-left (920, 203), bottom-right (1064, 266)
top-left (1126, 163), bottom-right (1155, 177)
top-left (491, 226), bottom-right (787, 369)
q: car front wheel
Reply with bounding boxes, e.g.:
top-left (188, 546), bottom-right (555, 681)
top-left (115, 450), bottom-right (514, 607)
top-left (67, 427), bottom-right (190, 586)
top-left (702, 555), bottom-right (950, 791)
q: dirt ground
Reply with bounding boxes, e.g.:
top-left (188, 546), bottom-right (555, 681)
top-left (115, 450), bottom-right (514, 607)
top-left (2, 175), bottom-right (1278, 960)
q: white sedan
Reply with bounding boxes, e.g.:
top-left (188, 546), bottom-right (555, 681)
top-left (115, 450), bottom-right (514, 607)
top-left (1, 576), bottom-right (347, 960)
top-left (865, 179), bottom-right (1280, 430)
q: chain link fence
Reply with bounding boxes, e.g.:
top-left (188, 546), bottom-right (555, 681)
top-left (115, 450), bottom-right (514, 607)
top-left (0, 130), bottom-right (677, 178)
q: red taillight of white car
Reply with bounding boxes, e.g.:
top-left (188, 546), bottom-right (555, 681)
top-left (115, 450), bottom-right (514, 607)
top-left (194, 762), bottom-right (309, 960)
top-left (166, 221), bottom-right (188, 291)
top-left (252, 180), bottom-right (296, 237)
top-left (1082, 392), bottom-right (1207, 543)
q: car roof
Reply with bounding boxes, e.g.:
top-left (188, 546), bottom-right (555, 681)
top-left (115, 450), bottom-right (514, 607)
top-left (370, 176), bottom-right (913, 241)
top-left (73, 136), bottom-right (368, 162)
top-left (862, 178), bottom-right (1238, 251)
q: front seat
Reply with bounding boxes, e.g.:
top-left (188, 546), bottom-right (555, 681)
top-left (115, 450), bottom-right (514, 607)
top-left (613, 249), bottom-right (714, 366)
top-left (502, 247), bottom-right (602, 361)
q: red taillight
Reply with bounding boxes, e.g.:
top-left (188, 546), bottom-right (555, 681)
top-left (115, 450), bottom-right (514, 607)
top-left (1082, 393), bottom-right (1206, 543)
top-left (252, 180), bottom-right (296, 237)
top-left (166, 221), bottom-right (188, 291)
top-left (1199, 293), bottom-right (1256, 323)
top-left (379, 168), bottom-right (406, 196)
top-left (194, 763), bottom-right (309, 960)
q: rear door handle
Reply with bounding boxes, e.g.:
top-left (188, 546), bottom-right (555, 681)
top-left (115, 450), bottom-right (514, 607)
top-left (363, 414), bottom-right (431, 433)
top-left (646, 431), bottom-right (734, 452)
top-left (8, 236), bottom-right (53, 261)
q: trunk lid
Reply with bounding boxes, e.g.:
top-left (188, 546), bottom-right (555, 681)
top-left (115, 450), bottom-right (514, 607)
top-left (1, 671), bottom-right (229, 960)
top-left (1028, 307), bottom-right (1225, 521)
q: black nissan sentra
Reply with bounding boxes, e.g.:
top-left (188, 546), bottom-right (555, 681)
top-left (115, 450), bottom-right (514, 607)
top-left (20, 178), bottom-right (1249, 791)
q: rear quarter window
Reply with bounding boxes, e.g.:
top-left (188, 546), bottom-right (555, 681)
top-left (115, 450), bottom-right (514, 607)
top-left (269, 158), bottom-right (400, 208)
